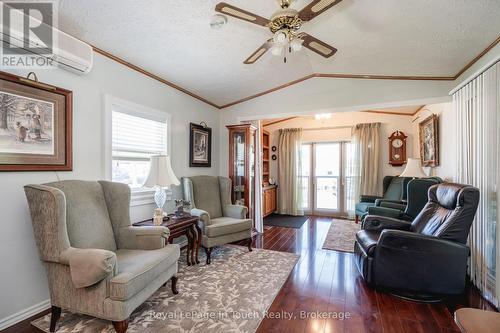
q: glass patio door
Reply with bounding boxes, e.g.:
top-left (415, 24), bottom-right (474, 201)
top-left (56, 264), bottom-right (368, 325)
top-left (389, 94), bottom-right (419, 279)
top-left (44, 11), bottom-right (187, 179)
top-left (301, 142), bottom-right (352, 217)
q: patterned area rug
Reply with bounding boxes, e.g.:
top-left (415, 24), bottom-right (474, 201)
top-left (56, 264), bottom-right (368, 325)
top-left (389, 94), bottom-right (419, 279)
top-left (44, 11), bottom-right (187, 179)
top-left (32, 245), bottom-right (298, 333)
top-left (322, 219), bottom-right (360, 253)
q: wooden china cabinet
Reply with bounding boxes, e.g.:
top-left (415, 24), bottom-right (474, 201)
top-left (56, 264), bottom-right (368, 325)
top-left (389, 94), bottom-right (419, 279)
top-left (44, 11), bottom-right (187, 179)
top-left (227, 124), bottom-right (257, 220)
top-left (261, 129), bottom-right (277, 217)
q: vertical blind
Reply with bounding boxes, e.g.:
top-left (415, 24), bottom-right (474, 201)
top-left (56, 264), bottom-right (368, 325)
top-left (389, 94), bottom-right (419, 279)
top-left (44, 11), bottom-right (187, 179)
top-left (454, 61), bottom-right (499, 307)
top-left (112, 110), bottom-right (167, 159)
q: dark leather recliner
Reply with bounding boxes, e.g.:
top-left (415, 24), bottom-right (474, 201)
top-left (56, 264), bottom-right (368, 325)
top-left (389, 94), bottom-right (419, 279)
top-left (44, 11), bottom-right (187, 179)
top-left (354, 183), bottom-right (480, 297)
top-left (367, 177), bottom-right (442, 221)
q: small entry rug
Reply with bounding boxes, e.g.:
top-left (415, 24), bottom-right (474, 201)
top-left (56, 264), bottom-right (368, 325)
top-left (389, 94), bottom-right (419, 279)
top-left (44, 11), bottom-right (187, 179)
top-left (322, 219), bottom-right (360, 253)
top-left (263, 214), bottom-right (308, 228)
top-left (32, 245), bottom-right (298, 333)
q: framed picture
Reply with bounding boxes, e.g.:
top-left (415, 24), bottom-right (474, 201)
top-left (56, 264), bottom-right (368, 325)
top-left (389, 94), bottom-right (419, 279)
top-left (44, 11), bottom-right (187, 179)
top-left (189, 122), bottom-right (211, 167)
top-left (419, 114), bottom-right (439, 167)
top-left (0, 71), bottom-right (72, 171)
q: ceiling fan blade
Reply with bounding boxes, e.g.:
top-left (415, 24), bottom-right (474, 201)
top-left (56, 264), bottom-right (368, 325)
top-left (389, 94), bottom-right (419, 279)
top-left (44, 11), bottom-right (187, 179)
top-left (299, 33), bottom-right (337, 58)
top-left (298, 0), bottom-right (343, 22)
top-left (244, 40), bottom-right (273, 64)
top-left (215, 2), bottom-right (270, 27)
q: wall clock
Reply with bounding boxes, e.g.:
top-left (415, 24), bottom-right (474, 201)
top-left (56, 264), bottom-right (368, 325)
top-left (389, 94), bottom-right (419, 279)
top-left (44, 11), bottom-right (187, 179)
top-left (388, 131), bottom-right (407, 166)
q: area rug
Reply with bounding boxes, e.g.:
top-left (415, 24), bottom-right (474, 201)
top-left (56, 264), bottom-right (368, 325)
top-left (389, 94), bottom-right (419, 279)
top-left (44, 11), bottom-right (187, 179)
top-left (263, 213), bottom-right (308, 228)
top-left (322, 219), bottom-right (360, 253)
top-left (32, 245), bottom-right (299, 333)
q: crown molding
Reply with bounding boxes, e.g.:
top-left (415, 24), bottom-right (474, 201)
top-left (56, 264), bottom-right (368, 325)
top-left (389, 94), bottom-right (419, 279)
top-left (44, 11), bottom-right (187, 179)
top-left (89, 35), bottom-right (499, 110)
top-left (92, 46), bottom-right (220, 109)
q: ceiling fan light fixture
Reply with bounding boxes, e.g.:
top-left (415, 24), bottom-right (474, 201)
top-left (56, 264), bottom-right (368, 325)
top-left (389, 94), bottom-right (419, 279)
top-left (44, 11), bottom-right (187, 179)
top-left (290, 38), bottom-right (303, 51)
top-left (210, 14), bottom-right (227, 29)
top-left (271, 45), bottom-right (283, 56)
top-left (273, 30), bottom-right (288, 43)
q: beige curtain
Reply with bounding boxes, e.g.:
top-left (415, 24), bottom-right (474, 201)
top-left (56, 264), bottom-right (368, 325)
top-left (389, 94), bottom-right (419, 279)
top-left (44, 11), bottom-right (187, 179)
top-left (277, 128), bottom-right (303, 216)
top-left (351, 123), bottom-right (381, 203)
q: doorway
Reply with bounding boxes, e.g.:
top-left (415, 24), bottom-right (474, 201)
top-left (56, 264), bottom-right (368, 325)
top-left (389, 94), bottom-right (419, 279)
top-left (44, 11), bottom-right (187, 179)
top-left (300, 142), bottom-right (354, 217)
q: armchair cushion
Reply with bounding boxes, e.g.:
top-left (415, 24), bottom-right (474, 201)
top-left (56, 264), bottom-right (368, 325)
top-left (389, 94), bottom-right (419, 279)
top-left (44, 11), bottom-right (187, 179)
top-left (110, 244), bottom-right (180, 301)
top-left (190, 176), bottom-right (223, 218)
top-left (61, 248), bottom-right (117, 289)
top-left (355, 202), bottom-right (375, 215)
top-left (222, 204), bottom-right (248, 219)
top-left (118, 226), bottom-right (169, 250)
top-left (356, 230), bottom-right (381, 256)
top-left (205, 217), bottom-right (253, 238)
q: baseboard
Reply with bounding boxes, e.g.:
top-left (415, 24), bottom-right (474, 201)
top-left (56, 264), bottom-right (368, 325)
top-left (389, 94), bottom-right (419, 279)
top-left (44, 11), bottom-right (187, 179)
top-left (0, 299), bottom-right (51, 330)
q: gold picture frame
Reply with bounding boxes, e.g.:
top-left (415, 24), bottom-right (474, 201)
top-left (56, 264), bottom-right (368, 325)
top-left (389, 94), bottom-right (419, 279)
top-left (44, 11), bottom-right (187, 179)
top-left (419, 114), bottom-right (439, 167)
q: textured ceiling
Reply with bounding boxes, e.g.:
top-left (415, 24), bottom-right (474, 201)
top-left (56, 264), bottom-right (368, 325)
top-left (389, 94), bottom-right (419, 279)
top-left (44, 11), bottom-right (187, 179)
top-left (58, 0), bottom-right (500, 106)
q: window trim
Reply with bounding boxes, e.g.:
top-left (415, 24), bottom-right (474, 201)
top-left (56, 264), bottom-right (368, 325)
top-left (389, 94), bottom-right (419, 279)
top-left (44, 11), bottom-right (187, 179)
top-left (104, 94), bottom-right (172, 206)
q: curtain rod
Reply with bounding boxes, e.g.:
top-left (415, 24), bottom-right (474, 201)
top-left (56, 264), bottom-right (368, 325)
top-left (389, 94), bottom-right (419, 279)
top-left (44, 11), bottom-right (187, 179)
top-left (302, 125), bottom-right (352, 131)
top-left (449, 57), bottom-right (500, 95)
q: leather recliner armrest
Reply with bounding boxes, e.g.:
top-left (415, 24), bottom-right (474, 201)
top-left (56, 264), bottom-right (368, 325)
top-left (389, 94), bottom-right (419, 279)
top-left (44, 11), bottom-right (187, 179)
top-left (377, 230), bottom-right (469, 254)
top-left (366, 206), bottom-right (404, 219)
top-left (362, 215), bottom-right (412, 232)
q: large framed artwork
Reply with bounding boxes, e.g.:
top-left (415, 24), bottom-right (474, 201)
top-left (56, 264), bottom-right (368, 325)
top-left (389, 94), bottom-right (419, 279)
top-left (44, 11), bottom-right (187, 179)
top-left (189, 122), bottom-right (211, 167)
top-left (419, 114), bottom-right (439, 167)
top-left (0, 71), bottom-right (72, 171)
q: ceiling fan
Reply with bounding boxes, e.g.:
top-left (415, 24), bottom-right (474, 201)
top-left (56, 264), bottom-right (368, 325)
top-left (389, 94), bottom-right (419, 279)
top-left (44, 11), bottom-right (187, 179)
top-left (215, 0), bottom-right (342, 64)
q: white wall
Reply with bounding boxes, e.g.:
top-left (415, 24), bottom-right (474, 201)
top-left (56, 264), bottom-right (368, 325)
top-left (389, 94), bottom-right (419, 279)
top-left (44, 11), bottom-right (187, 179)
top-left (0, 53), bottom-right (219, 324)
top-left (219, 78), bottom-right (454, 177)
top-left (264, 112), bottom-right (419, 188)
top-left (411, 102), bottom-right (456, 181)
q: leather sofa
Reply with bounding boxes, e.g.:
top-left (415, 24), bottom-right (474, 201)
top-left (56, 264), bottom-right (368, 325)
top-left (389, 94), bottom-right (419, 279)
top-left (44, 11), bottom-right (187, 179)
top-left (354, 183), bottom-right (480, 298)
top-left (355, 176), bottom-right (412, 223)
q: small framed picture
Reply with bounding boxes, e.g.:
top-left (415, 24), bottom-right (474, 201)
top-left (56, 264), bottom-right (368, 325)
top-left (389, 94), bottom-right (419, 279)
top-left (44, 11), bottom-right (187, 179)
top-left (189, 122), bottom-right (211, 167)
top-left (0, 71), bottom-right (72, 171)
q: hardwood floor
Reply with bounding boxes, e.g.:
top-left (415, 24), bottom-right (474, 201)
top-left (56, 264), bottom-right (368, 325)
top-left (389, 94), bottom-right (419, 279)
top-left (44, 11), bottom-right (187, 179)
top-left (247, 216), bottom-right (496, 333)
top-left (4, 216), bottom-right (496, 333)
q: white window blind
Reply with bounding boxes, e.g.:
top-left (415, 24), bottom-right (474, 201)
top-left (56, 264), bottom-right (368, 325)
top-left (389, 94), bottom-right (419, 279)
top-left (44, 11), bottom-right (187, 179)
top-left (111, 109), bottom-right (168, 188)
top-left (112, 111), bottom-right (167, 158)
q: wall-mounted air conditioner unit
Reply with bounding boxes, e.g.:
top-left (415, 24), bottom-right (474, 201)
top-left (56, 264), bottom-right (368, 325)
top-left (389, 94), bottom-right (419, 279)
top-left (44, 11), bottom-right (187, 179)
top-left (0, 4), bottom-right (93, 74)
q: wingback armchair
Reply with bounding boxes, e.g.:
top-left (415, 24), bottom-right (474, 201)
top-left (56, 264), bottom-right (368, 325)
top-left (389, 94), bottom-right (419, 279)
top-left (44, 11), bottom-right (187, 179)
top-left (182, 176), bottom-right (253, 264)
top-left (354, 183), bottom-right (479, 299)
top-left (24, 180), bottom-right (180, 333)
top-left (355, 176), bottom-right (412, 223)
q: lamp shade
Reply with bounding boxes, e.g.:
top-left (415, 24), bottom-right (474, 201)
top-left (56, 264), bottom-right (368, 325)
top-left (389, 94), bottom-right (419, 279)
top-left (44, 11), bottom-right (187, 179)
top-left (143, 155), bottom-right (180, 188)
top-left (400, 158), bottom-right (427, 178)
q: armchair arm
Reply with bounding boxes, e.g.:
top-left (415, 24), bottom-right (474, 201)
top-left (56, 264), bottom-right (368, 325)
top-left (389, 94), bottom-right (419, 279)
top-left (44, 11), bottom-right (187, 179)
top-left (223, 204), bottom-right (248, 219)
top-left (191, 208), bottom-right (210, 225)
top-left (118, 226), bottom-right (169, 250)
top-left (60, 248), bottom-right (117, 288)
top-left (360, 195), bottom-right (382, 203)
top-left (367, 206), bottom-right (404, 219)
top-left (378, 201), bottom-right (406, 210)
top-left (374, 230), bottom-right (470, 293)
top-left (362, 215), bottom-right (411, 232)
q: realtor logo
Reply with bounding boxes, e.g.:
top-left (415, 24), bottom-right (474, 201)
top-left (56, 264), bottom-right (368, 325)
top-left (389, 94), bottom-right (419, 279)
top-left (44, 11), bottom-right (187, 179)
top-left (1, 1), bottom-right (57, 68)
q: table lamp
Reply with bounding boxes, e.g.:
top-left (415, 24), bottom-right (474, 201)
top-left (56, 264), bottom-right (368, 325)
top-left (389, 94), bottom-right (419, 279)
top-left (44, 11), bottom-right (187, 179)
top-left (399, 158), bottom-right (427, 178)
top-left (144, 155), bottom-right (180, 223)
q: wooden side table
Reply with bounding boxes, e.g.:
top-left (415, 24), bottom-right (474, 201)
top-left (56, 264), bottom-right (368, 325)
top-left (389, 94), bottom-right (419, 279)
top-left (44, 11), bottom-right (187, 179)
top-left (133, 214), bottom-right (201, 266)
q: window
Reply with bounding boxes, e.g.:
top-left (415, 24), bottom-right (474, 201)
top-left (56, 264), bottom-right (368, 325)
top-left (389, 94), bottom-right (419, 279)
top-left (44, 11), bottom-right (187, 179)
top-left (105, 95), bottom-right (170, 194)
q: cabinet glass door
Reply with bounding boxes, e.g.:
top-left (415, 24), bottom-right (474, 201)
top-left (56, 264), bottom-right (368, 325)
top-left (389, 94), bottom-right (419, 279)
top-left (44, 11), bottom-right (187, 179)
top-left (232, 131), bottom-right (246, 205)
